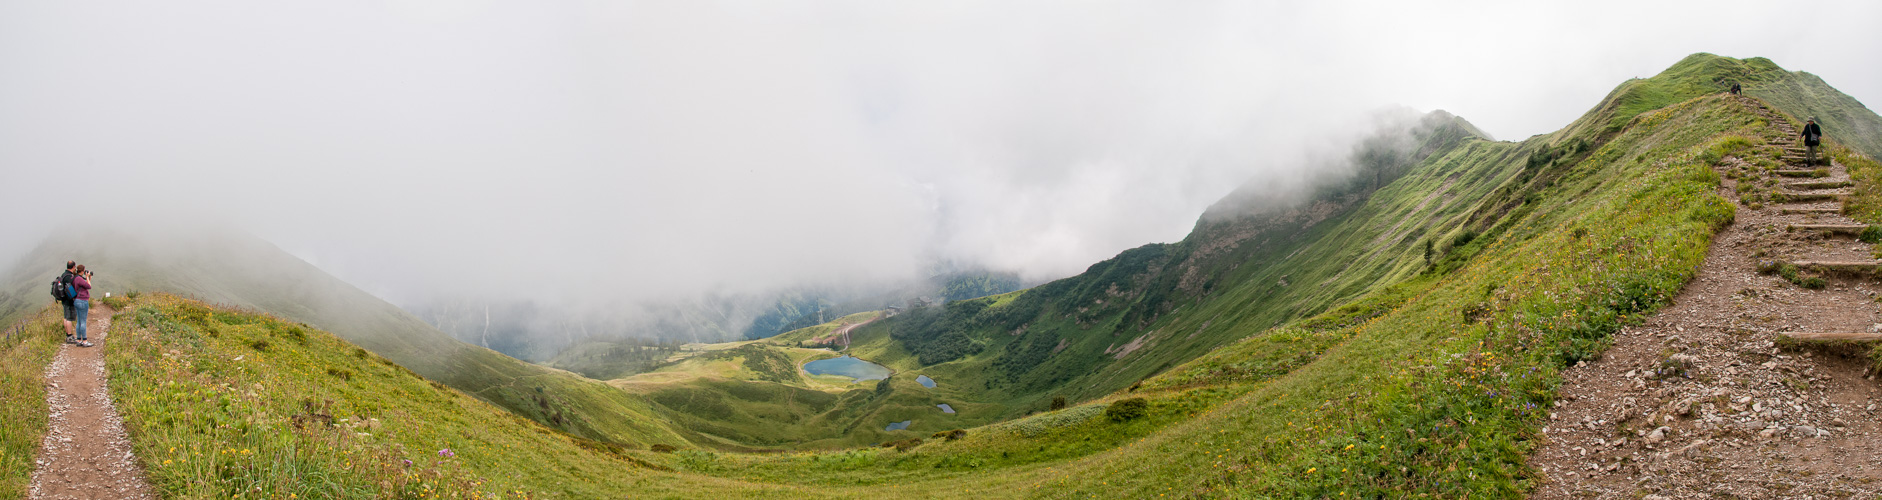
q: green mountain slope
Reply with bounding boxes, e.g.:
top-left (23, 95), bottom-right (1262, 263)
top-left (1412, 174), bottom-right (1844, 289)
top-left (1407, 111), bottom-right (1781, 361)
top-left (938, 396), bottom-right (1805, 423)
top-left (680, 53), bottom-right (1831, 496)
top-left (0, 229), bottom-right (687, 450)
top-left (6, 53), bottom-right (1877, 498)
top-left (88, 295), bottom-right (822, 498)
top-left (767, 109), bottom-right (1503, 417)
top-left (590, 53), bottom-right (1873, 494)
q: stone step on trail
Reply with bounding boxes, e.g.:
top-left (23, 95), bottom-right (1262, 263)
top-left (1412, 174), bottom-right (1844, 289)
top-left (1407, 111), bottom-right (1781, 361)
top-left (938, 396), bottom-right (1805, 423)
top-left (1780, 332), bottom-right (1882, 342)
top-left (1789, 260), bottom-right (1882, 275)
top-left (1785, 224), bottom-right (1871, 236)
top-left (1779, 207), bottom-right (1842, 215)
top-left (1775, 169), bottom-right (1830, 178)
top-left (1777, 192), bottom-right (1846, 203)
top-left (1786, 180), bottom-right (1854, 190)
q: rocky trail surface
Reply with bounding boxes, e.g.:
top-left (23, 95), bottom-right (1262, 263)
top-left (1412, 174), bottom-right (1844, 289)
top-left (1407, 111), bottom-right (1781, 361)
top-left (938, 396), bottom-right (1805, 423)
top-left (28, 306), bottom-right (154, 499)
top-left (1531, 96), bottom-right (1882, 499)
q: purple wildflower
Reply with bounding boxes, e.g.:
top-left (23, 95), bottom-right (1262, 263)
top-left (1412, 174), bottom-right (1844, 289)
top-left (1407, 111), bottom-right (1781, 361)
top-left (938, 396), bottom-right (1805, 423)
top-left (438, 448), bottom-right (455, 458)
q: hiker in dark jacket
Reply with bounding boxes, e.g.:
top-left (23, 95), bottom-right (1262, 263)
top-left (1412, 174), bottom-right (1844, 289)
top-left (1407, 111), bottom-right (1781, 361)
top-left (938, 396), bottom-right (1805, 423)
top-left (72, 265), bottom-right (93, 347)
top-left (1729, 82), bottom-right (1741, 95)
top-left (58, 261), bottom-right (77, 344)
top-left (1801, 117), bottom-right (1823, 166)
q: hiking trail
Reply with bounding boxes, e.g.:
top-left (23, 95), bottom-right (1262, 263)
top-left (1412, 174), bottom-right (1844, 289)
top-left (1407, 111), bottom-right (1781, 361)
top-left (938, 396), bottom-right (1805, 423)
top-left (1531, 96), bottom-right (1882, 498)
top-left (28, 305), bottom-right (154, 499)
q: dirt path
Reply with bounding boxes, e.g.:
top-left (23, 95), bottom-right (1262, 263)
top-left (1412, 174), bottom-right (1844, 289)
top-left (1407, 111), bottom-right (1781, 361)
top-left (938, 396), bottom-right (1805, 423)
top-left (1530, 97), bottom-right (1882, 498)
top-left (814, 315), bottom-right (881, 351)
top-left (28, 306), bottom-right (154, 499)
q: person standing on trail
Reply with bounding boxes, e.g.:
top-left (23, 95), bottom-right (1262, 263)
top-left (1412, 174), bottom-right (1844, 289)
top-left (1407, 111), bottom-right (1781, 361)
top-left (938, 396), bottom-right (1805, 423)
top-left (1801, 117), bottom-right (1824, 166)
top-left (1729, 82), bottom-right (1742, 95)
top-left (71, 265), bottom-right (93, 348)
top-left (57, 261), bottom-right (77, 344)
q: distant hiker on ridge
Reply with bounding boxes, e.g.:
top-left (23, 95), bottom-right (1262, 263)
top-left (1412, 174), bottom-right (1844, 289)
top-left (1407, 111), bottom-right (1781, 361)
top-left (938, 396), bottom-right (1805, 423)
top-left (1802, 117), bottom-right (1823, 166)
top-left (1729, 81), bottom-right (1741, 95)
top-left (71, 265), bottom-right (93, 347)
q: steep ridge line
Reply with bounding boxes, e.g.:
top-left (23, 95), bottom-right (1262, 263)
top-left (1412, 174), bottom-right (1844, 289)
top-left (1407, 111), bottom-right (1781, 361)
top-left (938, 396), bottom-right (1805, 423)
top-left (27, 306), bottom-right (154, 499)
top-left (1532, 95), bottom-right (1882, 498)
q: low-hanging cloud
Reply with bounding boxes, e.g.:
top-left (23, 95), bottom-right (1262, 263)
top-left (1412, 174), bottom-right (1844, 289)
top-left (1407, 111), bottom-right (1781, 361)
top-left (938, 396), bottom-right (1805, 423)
top-left (2, 1), bottom-right (1879, 319)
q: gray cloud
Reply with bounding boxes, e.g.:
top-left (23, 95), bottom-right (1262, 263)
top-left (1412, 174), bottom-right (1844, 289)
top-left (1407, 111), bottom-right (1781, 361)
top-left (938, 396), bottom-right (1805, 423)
top-left (3, 1), bottom-right (1880, 315)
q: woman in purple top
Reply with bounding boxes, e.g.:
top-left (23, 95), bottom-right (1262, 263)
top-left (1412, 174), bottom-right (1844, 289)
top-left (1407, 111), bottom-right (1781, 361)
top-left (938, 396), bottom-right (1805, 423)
top-left (72, 265), bottom-right (93, 347)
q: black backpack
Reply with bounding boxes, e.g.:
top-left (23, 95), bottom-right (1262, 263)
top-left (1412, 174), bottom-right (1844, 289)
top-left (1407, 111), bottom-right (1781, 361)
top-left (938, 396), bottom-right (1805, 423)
top-left (49, 272), bottom-right (74, 301)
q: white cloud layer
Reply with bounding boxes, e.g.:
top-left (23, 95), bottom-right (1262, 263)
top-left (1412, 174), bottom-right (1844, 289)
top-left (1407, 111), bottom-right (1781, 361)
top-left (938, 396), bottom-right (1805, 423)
top-left (2, 0), bottom-right (1879, 307)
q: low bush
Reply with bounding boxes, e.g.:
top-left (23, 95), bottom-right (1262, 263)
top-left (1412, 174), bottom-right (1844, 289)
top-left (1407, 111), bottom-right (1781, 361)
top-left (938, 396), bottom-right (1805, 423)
top-left (99, 295), bottom-right (132, 310)
top-left (1105, 398), bottom-right (1148, 422)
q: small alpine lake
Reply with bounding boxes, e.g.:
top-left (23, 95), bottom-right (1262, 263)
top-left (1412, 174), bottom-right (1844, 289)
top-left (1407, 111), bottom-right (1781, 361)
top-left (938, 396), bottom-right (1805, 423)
top-left (916, 375), bottom-right (936, 388)
top-left (801, 355), bottom-right (890, 383)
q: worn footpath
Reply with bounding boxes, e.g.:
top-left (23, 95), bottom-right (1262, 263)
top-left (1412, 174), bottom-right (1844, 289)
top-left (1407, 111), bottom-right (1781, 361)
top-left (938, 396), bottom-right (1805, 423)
top-left (1531, 96), bottom-right (1882, 499)
top-left (28, 306), bottom-right (154, 499)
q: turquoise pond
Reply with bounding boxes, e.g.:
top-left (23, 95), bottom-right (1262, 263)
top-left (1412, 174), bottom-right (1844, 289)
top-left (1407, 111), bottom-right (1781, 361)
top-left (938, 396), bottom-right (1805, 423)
top-left (801, 355), bottom-right (890, 383)
top-left (885, 420), bottom-right (912, 431)
top-left (916, 375), bottom-right (936, 388)
top-left (936, 404), bottom-right (955, 414)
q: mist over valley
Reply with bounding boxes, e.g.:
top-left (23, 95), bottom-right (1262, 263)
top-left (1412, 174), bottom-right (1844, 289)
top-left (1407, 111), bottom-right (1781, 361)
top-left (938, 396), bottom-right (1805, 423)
top-left (4, 1), bottom-right (1882, 497)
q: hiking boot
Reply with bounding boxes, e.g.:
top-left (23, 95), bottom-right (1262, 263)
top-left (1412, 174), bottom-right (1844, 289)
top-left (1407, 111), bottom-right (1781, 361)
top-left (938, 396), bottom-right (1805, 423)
top-left (77, 341), bottom-right (94, 348)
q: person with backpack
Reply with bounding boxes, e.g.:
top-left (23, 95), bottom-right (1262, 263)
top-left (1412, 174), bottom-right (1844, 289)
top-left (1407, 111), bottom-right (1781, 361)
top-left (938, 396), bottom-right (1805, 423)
top-left (1801, 117), bottom-right (1824, 166)
top-left (52, 261), bottom-right (77, 344)
top-left (71, 265), bottom-right (93, 347)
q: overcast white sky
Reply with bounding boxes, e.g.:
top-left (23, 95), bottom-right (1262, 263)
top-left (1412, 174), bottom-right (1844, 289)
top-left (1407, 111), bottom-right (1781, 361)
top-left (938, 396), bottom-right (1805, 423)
top-left (2, 0), bottom-right (1879, 307)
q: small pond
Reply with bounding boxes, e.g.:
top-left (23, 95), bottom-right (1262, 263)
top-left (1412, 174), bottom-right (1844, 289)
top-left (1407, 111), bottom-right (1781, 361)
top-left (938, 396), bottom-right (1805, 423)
top-left (936, 403), bottom-right (955, 414)
top-left (916, 375), bottom-right (936, 388)
top-left (885, 420), bottom-right (912, 431)
top-left (802, 355), bottom-right (890, 383)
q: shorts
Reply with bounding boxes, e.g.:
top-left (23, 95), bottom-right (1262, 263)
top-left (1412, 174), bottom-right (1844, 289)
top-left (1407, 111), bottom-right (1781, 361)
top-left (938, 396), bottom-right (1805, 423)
top-left (62, 301), bottom-right (76, 321)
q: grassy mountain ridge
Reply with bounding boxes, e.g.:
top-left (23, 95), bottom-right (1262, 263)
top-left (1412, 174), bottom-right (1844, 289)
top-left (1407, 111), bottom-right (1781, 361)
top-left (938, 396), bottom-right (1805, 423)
top-left (790, 109), bottom-right (1504, 414)
top-left (683, 53), bottom-right (1794, 496)
top-left (90, 294), bottom-right (819, 498)
top-left (0, 229), bottom-right (689, 450)
top-left (551, 53), bottom-right (1878, 454)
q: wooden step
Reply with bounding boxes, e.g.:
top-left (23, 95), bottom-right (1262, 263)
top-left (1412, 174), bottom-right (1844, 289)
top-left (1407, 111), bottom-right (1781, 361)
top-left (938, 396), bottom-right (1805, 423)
top-left (1787, 224), bottom-right (1870, 235)
top-left (1775, 169), bottom-right (1830, 177)
top-left (1779, 207), bottom-right (1842, 215)
top-left (1781, 332), bottom-right (1882, 342)
top-left (1786, 180), bottom-right (1853, 190)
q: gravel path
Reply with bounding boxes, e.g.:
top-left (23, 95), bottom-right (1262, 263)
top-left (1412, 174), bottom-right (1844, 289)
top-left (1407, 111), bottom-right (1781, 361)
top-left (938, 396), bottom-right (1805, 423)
top-left (28, 307), bottom-right (154, 499)
top-left (1530, 96), bottom-right (1882, 499)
